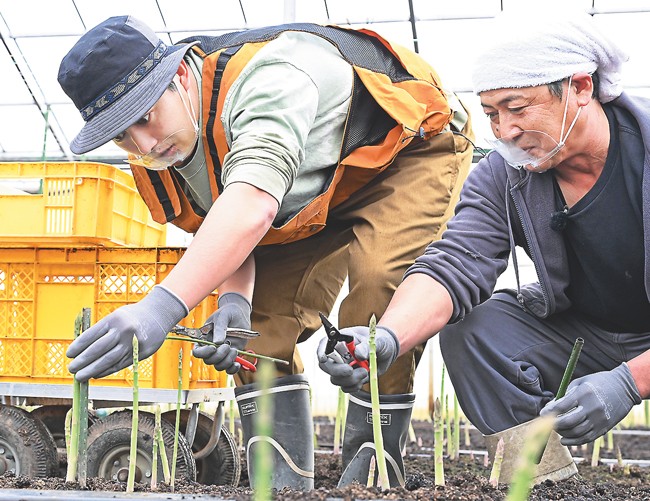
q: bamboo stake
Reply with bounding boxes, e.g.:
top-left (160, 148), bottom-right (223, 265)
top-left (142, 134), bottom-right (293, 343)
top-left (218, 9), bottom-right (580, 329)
top-left (126, 335), bottom-right (139, 493)
top-left (171, 349), bottom-right (183, 491)
top-left (489, 437), bottom-right (505, 488)
top-left (253, 360), bottom-right (274, 501)
top-left (433, 398), bottom-right (445, 486)
top-left (369, 315), bottom-right (390, 490)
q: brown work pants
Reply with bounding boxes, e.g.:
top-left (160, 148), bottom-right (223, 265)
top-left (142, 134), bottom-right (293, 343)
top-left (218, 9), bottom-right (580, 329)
top-left (237, 121), bottom-right (473, 394)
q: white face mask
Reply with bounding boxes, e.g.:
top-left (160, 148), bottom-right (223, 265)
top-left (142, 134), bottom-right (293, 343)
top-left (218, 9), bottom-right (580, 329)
top-left (127, 78), bottom-right (199, 171)
top-left (487, 76), bottom-right (581, 172)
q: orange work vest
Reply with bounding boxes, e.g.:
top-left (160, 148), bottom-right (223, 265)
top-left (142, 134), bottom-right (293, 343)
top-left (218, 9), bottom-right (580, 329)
top-left (131, 23), bottom-right (452, 245)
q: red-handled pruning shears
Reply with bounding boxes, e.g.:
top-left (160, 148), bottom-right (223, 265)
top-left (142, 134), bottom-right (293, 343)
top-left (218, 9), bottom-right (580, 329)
top-left (170, 324), bottom-right (259, 372)
top-left (319, 312), bottom-right (369, 371)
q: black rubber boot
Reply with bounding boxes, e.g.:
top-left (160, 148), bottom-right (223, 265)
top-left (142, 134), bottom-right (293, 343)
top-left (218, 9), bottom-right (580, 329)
top-left (235, 374), bottom-right (314, 490)
top-left (338, 390), bottom-right (415, 488)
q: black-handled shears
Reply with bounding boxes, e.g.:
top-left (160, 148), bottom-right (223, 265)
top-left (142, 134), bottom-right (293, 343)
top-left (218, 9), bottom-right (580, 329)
top-left (319, 312), bottom-right (369, 371)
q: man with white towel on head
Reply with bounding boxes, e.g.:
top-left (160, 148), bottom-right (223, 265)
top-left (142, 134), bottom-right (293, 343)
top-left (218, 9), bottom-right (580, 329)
top-left (318, 12), bottom-right (650, 483)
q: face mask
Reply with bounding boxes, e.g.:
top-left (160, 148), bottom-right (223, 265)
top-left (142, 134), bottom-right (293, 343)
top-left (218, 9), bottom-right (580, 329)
top-left (127, 78), bottom-right (199, 171)
top-left (487, 76), bottom-right (581, 172)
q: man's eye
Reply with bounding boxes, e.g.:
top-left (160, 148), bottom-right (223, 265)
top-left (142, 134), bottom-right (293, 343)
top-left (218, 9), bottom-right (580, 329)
top-left (113, 131), bottom-right (126, 143)
top-left (135, 113), bottom-right (150, 125)
top-left (508, 107), bottom-right (525, 114)
top-left (485, 112), bottom-right (499, 123)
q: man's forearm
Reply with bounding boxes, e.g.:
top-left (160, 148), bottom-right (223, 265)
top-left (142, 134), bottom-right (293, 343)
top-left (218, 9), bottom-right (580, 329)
top-left (626, 350), bottom-right (650, 398)
top-left (161, 183), bottom-right (278, 309)
top-left (379, 273), bottom-right (453, 355)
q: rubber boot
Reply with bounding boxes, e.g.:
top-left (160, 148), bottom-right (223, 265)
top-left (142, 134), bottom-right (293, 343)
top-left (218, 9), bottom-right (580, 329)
top-left (235, 374), bottom-right (314, 490)
top-left (484, 418), bottom-right (578, 485)
top-left (338, 390), bottom-right (415, 488)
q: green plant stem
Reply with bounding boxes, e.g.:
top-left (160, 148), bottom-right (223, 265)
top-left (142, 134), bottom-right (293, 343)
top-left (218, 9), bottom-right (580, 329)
top-left (556, 338), bottom-right (584, 399)
top-left (534, 337), bottom-right (585, 464)
top-left (506, 415), bottom-right (555, 501)
top-left (253, 360), bottom-right (274, 501)
top-left (591, 436), bottom-right (602, 467)
top-left (334, 388), bottom-right (345, 455)
top-left (151, 406), bottom-right (160, 490)
top-left (157, 423), bottom-right (171, 483)
top-left (166, 336), bottom-right (289, 365)
top-left (489, 437), bottom-right (505, 488)
top-left (171, 349), bottom-right (183, 491)
top-left (66, 309), bottom-right (90, 484)
top-left (369, 315), bottom-right (390, 489)
top-left (126, 335), bottom-right (139, 493)
top-left (453, 394), bottom-right (460, 460)
top-left (433, 398), bottom-right (445, 486)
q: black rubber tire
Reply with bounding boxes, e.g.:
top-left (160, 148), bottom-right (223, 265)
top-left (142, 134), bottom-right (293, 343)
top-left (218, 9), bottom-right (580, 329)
top-left (30, 404), bottom-right (98, 477)
top-left (86, 409), bottom-right (196, 483)
top-left (162, 409), bottom-right (241, 486)
top-left (0, 405), bottom-right (58, 477)
top-left (31, 405), bottom-right (97, 448)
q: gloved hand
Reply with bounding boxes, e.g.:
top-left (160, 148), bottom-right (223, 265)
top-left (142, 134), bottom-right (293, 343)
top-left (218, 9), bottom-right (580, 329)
top-left (67, 285), bottom-right (189, 382)
top-left (192, 292), bottom-right (252, 374)
top-left (540, 362), bottom-right (642, 446)
top-left (317, 325), bottom-right (400, 393)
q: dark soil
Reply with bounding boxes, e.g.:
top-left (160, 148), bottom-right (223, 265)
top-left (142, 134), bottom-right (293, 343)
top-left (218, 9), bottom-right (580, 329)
top-left (2, 418), bottom-right (650, 500)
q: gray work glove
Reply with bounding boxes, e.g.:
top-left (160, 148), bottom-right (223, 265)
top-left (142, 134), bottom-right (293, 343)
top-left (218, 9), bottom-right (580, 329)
top-left (540, 362), bottom-right (642, 446)
top-left (192, 292), bottom-right (252, 375)
top-left (317, 325), bottom-right (400, 393)
top-left (67, 285), bottom-right (189, 382)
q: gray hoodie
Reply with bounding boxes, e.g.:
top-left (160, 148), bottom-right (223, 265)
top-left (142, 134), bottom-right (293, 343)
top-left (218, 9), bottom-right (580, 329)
top-left (405, 92), bottom-right (650, 323)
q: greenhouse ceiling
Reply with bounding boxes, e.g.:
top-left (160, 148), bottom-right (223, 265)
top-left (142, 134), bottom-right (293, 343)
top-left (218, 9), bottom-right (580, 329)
top-left (1, 0), bottom-right (650, 165)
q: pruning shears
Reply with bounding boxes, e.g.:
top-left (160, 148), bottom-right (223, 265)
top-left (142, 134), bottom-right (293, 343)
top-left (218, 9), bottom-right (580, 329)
top-left (170, 323), bottom-right (260, 372)
top-left (319, 312), bottom-right (369, 371)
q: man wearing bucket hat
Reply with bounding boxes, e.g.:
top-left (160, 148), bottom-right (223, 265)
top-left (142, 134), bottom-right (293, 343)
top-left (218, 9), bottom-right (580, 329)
top-left (58, 16), bottom-right (474, 489)
top-left (319, 11), bottom-right (650, 484)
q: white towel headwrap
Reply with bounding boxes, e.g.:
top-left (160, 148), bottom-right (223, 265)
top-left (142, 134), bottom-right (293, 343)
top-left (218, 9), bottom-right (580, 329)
top-left (472, 12), bottom-right (628, 103)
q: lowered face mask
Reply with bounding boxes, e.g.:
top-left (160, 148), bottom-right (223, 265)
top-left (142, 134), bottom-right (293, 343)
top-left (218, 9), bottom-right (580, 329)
top-left (127, 80), bottom-right (199, 171)
top-left (487, 77), bottom-right (581, 172)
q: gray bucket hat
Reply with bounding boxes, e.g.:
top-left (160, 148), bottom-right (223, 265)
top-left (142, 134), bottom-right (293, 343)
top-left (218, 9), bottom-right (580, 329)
top-left (58, 15), bottom-right (198, 154)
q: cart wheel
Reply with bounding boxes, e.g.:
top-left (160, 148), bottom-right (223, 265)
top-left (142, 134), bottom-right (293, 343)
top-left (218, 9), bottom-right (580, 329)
top-left (0, 405), bottom-right (58, 477)
top-left (31, 405), bottom-right (98, 477)
top-left (162, 409), bottom-right (240, 486)
top-left (86, 410), bottom-right (196, 483)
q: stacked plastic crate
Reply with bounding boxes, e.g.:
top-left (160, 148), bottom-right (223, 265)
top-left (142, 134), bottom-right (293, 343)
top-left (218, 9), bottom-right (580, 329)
top-left (0, 162), bottom-right (224, 389)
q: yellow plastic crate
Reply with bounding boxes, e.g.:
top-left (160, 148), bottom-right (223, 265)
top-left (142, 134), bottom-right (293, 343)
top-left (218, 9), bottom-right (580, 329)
top-left (0, 247), bottom-right (226, 390)
top-left (0, 162), bottom-right (166, 247)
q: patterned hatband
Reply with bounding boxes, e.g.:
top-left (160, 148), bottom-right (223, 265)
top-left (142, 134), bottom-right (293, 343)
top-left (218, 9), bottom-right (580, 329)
top-left (80, 40), bottom-right (168, 122)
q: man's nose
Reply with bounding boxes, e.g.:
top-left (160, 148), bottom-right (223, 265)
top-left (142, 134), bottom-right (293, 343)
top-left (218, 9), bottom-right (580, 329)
top-left (497, 115), bottom-right (523, 140)
top-left (125, 128), bottom-right (157, 156)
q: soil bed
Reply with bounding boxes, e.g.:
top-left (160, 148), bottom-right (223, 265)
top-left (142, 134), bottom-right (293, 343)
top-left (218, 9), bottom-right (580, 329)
top-left (2, 419), bottom-right (650, 500)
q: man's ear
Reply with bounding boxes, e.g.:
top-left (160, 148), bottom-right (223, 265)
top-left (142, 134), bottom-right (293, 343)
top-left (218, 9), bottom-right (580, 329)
top-left (176, 59), bottom-right (192, 90)
top-left (571, 72), bottom-right (595, 106)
